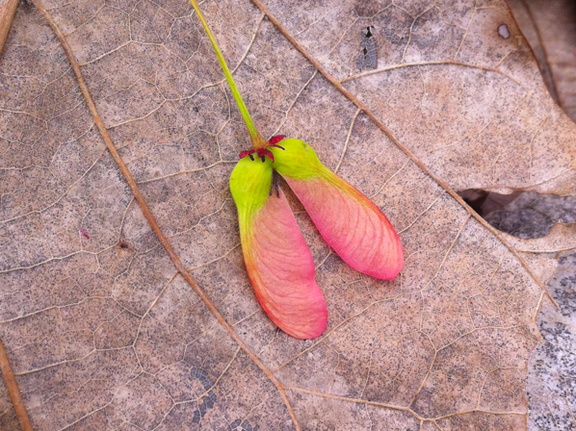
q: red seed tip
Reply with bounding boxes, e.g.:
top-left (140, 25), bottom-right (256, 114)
top-left (256, 148), bottom-right (274, 163)
top-left (239, 149), bottom-right (255, 159)
top-left (268, 135), bottom-right (286, 145)
top-left (239, 146), bottom-right (278, 162)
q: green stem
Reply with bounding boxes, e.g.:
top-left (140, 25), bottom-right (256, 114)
top-left (189, 0), bottom-right (266, 149)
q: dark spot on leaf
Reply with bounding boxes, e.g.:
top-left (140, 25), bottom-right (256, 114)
top-left (356, 26), bottom-right (377, 70)
top-left (192, 410), bottom-right (200, 424)
top-left (203, 394), bottom-right (215, 409)
top-left (230, 419), bottom-right (258, 431)
top-left (189, 369), bottom-right (217, 423)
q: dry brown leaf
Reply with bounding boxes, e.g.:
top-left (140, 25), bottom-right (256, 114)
top-left (1, 0), bottom-right (574, 430)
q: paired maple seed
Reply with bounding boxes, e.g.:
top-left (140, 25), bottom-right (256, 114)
top-left (190, 0), bottom-right (404, 339)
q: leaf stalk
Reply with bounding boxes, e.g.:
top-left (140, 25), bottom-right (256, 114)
top-left (189, 0), bottom-right (267, 149)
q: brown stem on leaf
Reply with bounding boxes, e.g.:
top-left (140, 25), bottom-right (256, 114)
top-left (30, 0), bottom-right (302, 429)
top-left (0, 340), bottom-right (34, 431)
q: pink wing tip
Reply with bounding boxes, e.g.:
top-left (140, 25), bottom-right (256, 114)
top-left (282, 174), bottom-right (404, 282)
top-left (241, 187), bottom-right (328, 339)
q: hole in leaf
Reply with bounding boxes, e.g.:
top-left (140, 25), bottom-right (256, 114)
top-left (458, 189), bottom-right (576, 239)
top-left (498, 23), bottom-right (511, 39)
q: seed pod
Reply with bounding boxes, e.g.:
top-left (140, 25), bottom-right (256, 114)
top-left (270, 138), bottom-right (404, 280)
top-left (230, 156), bottom-right (328, 339)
